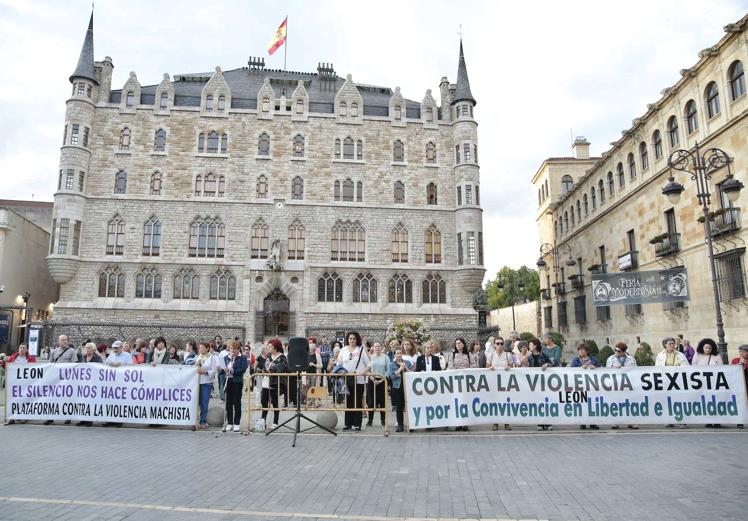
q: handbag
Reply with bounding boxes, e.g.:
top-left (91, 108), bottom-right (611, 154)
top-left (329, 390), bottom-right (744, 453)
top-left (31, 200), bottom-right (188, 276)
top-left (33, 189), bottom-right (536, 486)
top-left (253, 417), bottom-right (266, 432)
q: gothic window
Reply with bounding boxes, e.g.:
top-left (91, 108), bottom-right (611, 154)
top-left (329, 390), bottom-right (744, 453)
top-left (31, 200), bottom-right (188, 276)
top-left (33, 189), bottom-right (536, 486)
top-left (288, 221), bottom-right (305, 260)
top-left (356, 140), bottom-right (363, 160)
top-left (98, 267), bottom-right (125, 298)
top-left (251, 221), bottom-right (269, 259)
top-left (207, 131), bottom-right (219, 153)
top-left (457, 232), bottom-right (463, 265)
top-left (457, 186), bottom-right (462, 205)
top-left (203, 173), bottom-right (217, 196)
top-left (463, 143), bottom-right (471, 163)
top-left (339, 101), bottom-right (347, 118)
top-left (478, 232), bottom-right (484, 265)
top-left (142, 216), bottom-right (161, 256)
top-left (296, 98), bottom-right (304, 114)
top-left (388, 274), bottom-right (412, 303)
top-left (198, 132), bottom-right (205, 152)
top-left (188, 217), bottom-right (225, 258)
top-left (391, 224), bottom-right (408, 263)
top-left (705, 82), bottom-right (720, 118)
top-left (194, 175), bottom-right (202, 196)
top-left (639, 142), bottom-right (649, 170)
top-left (393, 140), bottom-right (405, 162)
top-left (318, 272), bottom-right (343, 302)
top-left (71, 124), bottom-right (79, 145)
top-left (424, 224), bottom-right (442, 263)
top-left (342, 178), bottom-right (354, 201)
top-left (465, 185), bottom-right (473, 204)
top-left (334, 180), bottom-right (340, 201)
top-left (49, 219), bottom-right (56, 254)
top-left (331, 220), bottom-right (365, 262)
top-left (467, 231), bottom-right (476, 264)
top-left (57, 218), bottom-right (69, 255)
top-left (684, 99), bottom-right (698, 134)
top-left (356, 181), bottom-right (363, 202)
top-left (350, 103), bottom-right (359, 117)
top-left (78, 171), bottom-right (85, 192)
top-left (583, 194), bottom-right (589, 217)
top-left (217, 95), bottom-right (225, 113)
top-left (667, 115), bottom-right (679, 147)
top-left (83, 127), bottom-right (89, 147)
top-left (210, 269), bottom-right (236, 300)
top-left (426, 182), bottom-right (437, 205)
top-left (590, 187), bottom-right (596, 209)
top-left (76, 82), bottom-right (85, 96)
top-left (154, 129), bottom-right (166, 152)
top-left (393, 105), bottom-right (402, 120)
top-left (64, 169), bottom-right (75, 190)
top-left (292, 134), bottom-right (305, 157)
top-left (607, 171), bottom-right (615, 196)
top-left (394, 181), bottom-right (405, 204)
top-left (173, 269), bottom-right (199, 300)
top-left (72, 221), bottom-right (81, 256)
top-left (474, 144), bottom-right (479, 164)
top-left (291, 176), bottom-right (304, 200)
top-left (561, 175), bottom-right (573, 194)
top-left (334, 138), bottom-right (341, 159)
top-left (728, 60), bottom-right (745, 101)
top-left (476, 185), bottom-right (481, 205)
top-left (262, 96), bottom-right (270, 113)
top-left (258, 132), bottom-right (270, 156)
top-left (135, 268), bottom-right (162, 299)
top-left (576, 200), bottom-right (582, 222)
top-left (426, 142), bottom-right (436, 163)
top-left (206, 95), bottom-right (214, 111)
top-left (422, 274), bottom-right (446, 304)
top-left (114, 170), bottom-right (127, 194)
top-left (106, 215), bottom-right (125, 255)
top-left (598, 179), bottom-right (605, 203)
top-left (352, 273), bottom-right (377, 303)
top-left (653, 130), bottom-right (663, 159)
top-left (126, 91), bottom-right (134, 108)
top-left (160, 92), bottom-right (168, 110)
top-left (617, 163), bottom-right (625, 189)
top-left (343, 137), bottom-right (354, 159)
top-left (119, 127), bottom-right (130, 150)
top-left (455, 145), bottom-right (460, 164)
top-left (220, 133), bottom-right (228, 153)
top-left (256, 175), bottom-right (268, 198)
top-left (628, 152), bottom-right (637, 179)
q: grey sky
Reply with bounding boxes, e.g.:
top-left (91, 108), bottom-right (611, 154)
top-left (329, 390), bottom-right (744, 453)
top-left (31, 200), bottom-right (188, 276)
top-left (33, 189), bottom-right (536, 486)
top-left (1, 0), bottom-right (746, 282)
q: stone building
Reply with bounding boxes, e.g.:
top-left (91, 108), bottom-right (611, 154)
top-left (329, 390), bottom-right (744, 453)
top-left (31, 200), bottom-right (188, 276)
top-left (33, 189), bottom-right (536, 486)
top-left (46, 14), bottom-right (485, 343)
top-left (532, 14), bottom-right (748, 357)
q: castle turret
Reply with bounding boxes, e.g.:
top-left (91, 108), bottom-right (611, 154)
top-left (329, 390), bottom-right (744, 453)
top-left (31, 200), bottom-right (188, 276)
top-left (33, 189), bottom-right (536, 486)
top-left (47, 12), bottom-right (97, 284)
top-left (451, 39), bottom-right (484, 306)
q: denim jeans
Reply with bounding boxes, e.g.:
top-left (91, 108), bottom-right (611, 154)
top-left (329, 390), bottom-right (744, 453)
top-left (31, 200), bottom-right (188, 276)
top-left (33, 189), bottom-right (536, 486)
top-left (199, 383), bottom-right (212, 424)
top-left (217, 371), bottom-right (226, 400)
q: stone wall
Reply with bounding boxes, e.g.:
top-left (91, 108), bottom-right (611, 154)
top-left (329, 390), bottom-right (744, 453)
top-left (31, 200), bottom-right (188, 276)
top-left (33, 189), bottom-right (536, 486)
top-left (488, 301), bottom-right (540, 337)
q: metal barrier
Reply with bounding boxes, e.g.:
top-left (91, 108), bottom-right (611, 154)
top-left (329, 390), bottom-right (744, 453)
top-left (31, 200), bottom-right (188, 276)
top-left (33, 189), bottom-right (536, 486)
top-left (247, 372), bottom-right (389, 436)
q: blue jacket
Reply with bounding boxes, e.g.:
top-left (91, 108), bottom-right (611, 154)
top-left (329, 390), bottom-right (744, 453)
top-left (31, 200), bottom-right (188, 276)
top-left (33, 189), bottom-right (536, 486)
top-left (223, 354), bottom-right (248, 383)
top-left (387, 359), bottom-right (413, 390)
top-left (570, 355), bottom-right (598, 368)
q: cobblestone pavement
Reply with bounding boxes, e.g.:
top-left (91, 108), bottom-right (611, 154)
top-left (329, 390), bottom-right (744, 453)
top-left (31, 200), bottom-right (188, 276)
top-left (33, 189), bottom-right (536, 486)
top-left (0, 422), bottom-right (744, 521)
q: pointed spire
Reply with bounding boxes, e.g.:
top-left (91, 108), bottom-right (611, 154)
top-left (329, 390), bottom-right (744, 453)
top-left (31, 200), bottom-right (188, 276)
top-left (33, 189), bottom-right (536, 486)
top-left (452, 39), bottom-right (475, 106)
top-left (69, 12), bottom-right (98, 84)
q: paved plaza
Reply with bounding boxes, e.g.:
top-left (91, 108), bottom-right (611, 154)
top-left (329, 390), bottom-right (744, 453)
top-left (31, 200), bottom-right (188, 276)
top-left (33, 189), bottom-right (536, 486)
top-left (0, 422), bottom-right (744, 521)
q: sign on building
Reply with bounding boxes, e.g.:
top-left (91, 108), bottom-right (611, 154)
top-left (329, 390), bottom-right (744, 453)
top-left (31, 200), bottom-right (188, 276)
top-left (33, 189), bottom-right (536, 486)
top-left (591, 267), bottom-right (689, 306)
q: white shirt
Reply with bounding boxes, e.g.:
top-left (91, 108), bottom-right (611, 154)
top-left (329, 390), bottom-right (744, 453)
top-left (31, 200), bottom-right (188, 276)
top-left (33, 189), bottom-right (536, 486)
top-left (486, 350), bottom-right (514, 369)
top-left (402, 354), bottom-right (417, 367)
top-left (217, 349), bottom-right (229, 370)
top-left (425, 356), bottom-right (433, 372)
top-left (337, 346), bottom-right (370, 384)
top-left (105, 351), bottom-right (132, 366)
top-left (196, 353), bottom-right (218, 384)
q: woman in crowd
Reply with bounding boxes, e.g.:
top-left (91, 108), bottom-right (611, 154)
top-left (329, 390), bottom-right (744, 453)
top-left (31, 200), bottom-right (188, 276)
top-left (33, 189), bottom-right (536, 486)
top-left (261, 339), bottom-right (288, 430)
top-left (570, 343), bottom-right (599, 430)
top-left (223, 340), bottom-right (248, 432)
top-left (167, 344), bottom-right (181, 364)
top-left (338, 331), bottom-right (370, 431)
top-left (732, 345), bottom-right (748, 429)
top-left (195, 342), bottom-right (217, 429)
top-left (656, 336), bottom-right (689, 367)
top-left (606, 342), bottom-right (639, 430)
top-left (447, 337), bottom-right (476, 431)
top-left (149, 336), bottom-right (169, 365)
top-left (487, 338), bottom-right (514, 431)
top-left (306, 341), bottom-right (322, 407)
top-left (366, 342), bottom-right (390, 427)
top-left (0, 343), bottom-right (36, 368)
top-left (471, 340), bottom-right (486, 368)
top-left (84, 342), bottom-right (102, 363)
top-left (401, 339), bottom-right (418, 368)
top-left (527, 339), bottom-right (553, 431)
top-left (388, 347), bottom-right (412, 432)
top-left (182, 341), bottom-right (197, 365)
top-left (515, 341), bottom-right (530, 367)
top-left (692, 338), bottom-right (723, 428)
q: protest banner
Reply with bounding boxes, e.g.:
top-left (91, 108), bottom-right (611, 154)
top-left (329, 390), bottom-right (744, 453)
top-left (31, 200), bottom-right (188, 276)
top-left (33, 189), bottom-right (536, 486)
top-left (404, 367), bottom-right (748, 429)
top-left (6, 363), bottom-right (198, 426)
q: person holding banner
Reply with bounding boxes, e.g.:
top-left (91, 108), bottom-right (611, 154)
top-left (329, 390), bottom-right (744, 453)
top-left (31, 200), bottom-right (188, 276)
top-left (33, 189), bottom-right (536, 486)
top-left (487, 339), bottom-right (515, 432)
top-left (606, 343), bottom-right (639, 430)
top-left (731, 344), bottom-right (748, 429)
top-left (106, 340), bottom-right (132, 367)
top-left (83, 342), bottom-right (102, 364)
top-left (541, 333), bottom-right (562, 367)
top-left (1, 344), bottom-right (35, 424)
top-left (447, 338), bottom-right (477, 431)
top-left (656, 337), bottom-right (689, 367)
top-left (195, 342), bottom-right (217, 429)
top-left (692, 339), bottom-right (723, 367)
top-left (527, 340), bottom-right (553, 431)
top-left (388, 347), bottom-right (412, 432)
top-left (570, 343), bottom-right (600, 430)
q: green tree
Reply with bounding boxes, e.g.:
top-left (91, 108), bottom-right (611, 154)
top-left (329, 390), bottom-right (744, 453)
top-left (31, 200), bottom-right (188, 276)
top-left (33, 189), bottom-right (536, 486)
top-left (598, 345), bottom-right (614, 366)
top-left (635, 342), bottom-right (655, 366)
top-left (584, 339), bottom-right (599, 360)
top-left (485, 265), bottom-right (540, 310)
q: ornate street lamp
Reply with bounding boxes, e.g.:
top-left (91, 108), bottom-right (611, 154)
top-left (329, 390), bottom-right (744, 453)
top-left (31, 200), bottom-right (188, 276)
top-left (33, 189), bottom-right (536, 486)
top-left (662, 143), bottom-right (743, 363)
top-left (537, 243), bottom-right (576, 303)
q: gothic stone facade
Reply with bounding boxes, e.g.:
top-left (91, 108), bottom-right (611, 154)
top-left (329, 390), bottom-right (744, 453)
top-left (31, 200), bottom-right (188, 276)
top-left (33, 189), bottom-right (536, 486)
top-left (47, 15), bottom-right (485, 341)
top-left (532, 15), bottom-right (748, 357)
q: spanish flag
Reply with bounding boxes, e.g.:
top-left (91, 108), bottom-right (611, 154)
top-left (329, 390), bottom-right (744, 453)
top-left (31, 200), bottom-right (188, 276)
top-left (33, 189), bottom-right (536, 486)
top-left (267, 17), bottom-right (287, 56)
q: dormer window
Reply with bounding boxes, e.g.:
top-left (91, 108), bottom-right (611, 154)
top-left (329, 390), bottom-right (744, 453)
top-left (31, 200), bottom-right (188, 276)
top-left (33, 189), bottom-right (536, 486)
top-left (426, 107), bottom-right (433, 122)
top-left (160, 93), bottom-right (168, 110)
top-left (126, 91), bottom-right (134, 108)
top-left (217, 95), bottom-right (225, 113)
top-left (340, 101), bottom-right (347, 118)
top-left (262, 97), bottom-right (270, 113)
top-left (351, 103), bottom-right (358, 117)
top-left (394, 105), bottom-right (402, 121)
top-left (206, 95), bottom-right (214, 112)
top-left (296, 98), bottom-right (304, 114)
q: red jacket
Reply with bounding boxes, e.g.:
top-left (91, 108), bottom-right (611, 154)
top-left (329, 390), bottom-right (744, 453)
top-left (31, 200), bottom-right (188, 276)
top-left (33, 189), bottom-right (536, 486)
top-left (0, 352), bottom-right (37, 368)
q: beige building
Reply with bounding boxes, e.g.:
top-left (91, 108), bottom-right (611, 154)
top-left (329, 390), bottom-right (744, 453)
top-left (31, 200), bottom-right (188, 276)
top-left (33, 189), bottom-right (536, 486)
top-left (0, 201), bottom-right (58, 350)
top-left (46, 14), bottom-right (486, 344)
top-left (533, 15), bottom-right (748, 357)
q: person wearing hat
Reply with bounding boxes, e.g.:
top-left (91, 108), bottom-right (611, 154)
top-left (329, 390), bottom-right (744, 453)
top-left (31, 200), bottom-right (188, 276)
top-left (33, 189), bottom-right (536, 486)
top-left (105, 340), bottom-right (133, 367)
top-left (605, 342), bottom-right (639, 430)
top-left (655, 337), bottom-right (689, 367)
top-left (732, 344), bottom-right (748, 429)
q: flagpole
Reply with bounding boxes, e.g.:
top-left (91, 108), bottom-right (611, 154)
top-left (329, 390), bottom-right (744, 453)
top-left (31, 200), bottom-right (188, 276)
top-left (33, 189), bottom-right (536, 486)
top-left (283, 15), bottom-right (287, 71)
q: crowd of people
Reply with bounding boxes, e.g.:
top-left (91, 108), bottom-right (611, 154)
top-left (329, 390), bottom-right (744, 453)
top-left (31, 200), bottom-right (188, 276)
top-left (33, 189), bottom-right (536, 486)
top-left (2, 331), bottom-right (747, 433)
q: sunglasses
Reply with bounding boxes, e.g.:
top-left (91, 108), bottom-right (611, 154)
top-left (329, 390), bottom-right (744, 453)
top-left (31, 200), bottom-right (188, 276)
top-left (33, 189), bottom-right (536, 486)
top-left (496, 342), bottom-right (504, 345)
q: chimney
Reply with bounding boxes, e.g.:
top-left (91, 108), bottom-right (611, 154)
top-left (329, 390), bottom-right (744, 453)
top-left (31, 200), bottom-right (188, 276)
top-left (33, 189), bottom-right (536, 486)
top-left (572, 136), bottom-right (590, 159)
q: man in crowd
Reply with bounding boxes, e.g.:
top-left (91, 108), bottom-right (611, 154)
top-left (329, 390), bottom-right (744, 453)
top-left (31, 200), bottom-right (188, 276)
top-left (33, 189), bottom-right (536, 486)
top-left (105, 340), bottom-right (132, 367)
top-left (45, 335), bottom-right (78, 425)
top-left (606, 342), bottom-right (638, 430)
top-left (182, 341), bottom-right (196, 365)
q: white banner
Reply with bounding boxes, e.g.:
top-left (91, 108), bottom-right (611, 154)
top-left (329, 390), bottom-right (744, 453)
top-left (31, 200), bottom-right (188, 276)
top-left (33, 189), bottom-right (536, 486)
top-left (404, 367), bottom-right (748, 428)
top-left (6, 363), bottom-right (198, 426)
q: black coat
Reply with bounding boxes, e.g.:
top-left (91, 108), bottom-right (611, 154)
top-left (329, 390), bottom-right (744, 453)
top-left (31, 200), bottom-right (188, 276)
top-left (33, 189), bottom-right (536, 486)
top-left (414, 354), bottom-right (442, 372)
top-left (266, 354), bottom-right (288, 389)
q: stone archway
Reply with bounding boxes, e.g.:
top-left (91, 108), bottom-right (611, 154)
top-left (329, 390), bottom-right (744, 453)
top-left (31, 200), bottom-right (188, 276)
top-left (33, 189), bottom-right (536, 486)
top-left (263, 288), bottom-right (290, 338)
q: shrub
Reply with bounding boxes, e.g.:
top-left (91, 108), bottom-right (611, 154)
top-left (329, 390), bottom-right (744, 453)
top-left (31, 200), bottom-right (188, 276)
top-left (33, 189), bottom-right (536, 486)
top-left (598, 345), bottom-right (614, 366)
top-left (519, 332), bottom-right (535, 342)
top-left (385, 319), bottom-right (431, 347)
top-left (546, 330), bottom-right (565, 348)
top-left (584, 339), bottom-right (599, 358)
top-left (635, 342), bottom-right (655, 366)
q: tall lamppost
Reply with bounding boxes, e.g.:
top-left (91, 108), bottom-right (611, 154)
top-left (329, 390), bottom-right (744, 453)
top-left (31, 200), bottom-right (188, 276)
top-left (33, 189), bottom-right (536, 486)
top-left (536, 243), bottom-right (576, 329)
top-left (661, 143), bottom-right (743, 364)
top-left (21, 292), bottom-right (31, 345)
top-left (497, 272), bottom-right (525, 332)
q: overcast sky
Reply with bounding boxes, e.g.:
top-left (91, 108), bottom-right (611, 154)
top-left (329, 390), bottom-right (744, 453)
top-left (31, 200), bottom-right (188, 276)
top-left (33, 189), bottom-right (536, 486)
top-left (1, 0), bottom-right (746, 282)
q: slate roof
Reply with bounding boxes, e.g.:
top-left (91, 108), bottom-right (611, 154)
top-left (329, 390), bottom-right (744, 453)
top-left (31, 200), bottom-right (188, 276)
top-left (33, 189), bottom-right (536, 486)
top-left (70, 12), bottom-right (98, 84)
top-left (452, 39), bottom-right (475, 106)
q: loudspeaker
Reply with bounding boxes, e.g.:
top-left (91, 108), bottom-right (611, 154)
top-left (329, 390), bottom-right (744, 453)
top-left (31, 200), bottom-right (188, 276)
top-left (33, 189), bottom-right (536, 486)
top-left (287, 337), bottom-right (309, 372)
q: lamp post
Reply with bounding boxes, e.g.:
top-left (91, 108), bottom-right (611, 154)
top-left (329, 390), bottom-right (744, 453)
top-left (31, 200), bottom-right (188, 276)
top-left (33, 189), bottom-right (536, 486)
top-left (536, 243), bottom-right (576, 330)
top-left (497, 273), bottom-right (525, 332)
top-left (21, 292), bottom-right (31, 345)
top-left (662, 143), bottom-right (743, 364)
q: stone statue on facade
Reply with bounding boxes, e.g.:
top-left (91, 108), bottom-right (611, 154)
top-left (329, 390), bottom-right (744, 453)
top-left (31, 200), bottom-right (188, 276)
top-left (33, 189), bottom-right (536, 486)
top-left (266, 239), bottom-right (282, 271)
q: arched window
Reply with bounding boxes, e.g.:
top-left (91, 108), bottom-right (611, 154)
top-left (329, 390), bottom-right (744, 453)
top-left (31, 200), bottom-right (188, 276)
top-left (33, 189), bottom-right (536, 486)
top-left (98, 267), bottom-right (125, 298)
top-left (291, 176), bottom-right (304, 200)
top-left (261, 96), bottom-right (270, 113)
top-left (125, 91), bottom-right (134, 108)
top-left (296, 98), bottom-right (304, 114)
top-left (388, 274), bottom-right (412, 303)
top-left (217, 95), bottom-right (225, 113)
top-left (426, 142), bottom-right (437, 164)
top-left (331, 220), bottom-right (365, 262)
top-left (639, 142), bottom-right (649, 171)
top-left (119, 127), bottom-right (131, 150)
top-left (576, 200), bottom-right (581, 222)
top-left (426, 182), bottom-right (438, 205)
top-left (250, 221), bottom-right (269, 259)
top-left (350, 103), bottom-right (359, 117)
top-left (628, 153), bottom-right (636, 179)
top-left (356, 139), bottom-right (363, 160)
top-left (142, 215), bottom-right (161, 256)
top-left (425, 107), bottom-right (434, 122)
top-left (607, 171), bottom-right (615, 195)
top-left (220, 133), bottom-right (228, 153)
top-left (590, 187), bottom-right (596, 210)
top-left (333, 180), bottom-right (341, 201)
top-left (353, 273), bottom-right (377, 303)
top-left (154, 129), bottom-right (166, 152)
top-left (205, 95), bottom-right (214, 111)
top-left (203, 173), bottom-right (217, 196)
top-left (258, 132), bottom-right (270, 156)
top-left (598, 179), bottom-right (605, 203)
top-left (617, 163), bottom-right (625, 188)
top-left (728, 60), bottom-right (745, 101)
top-left (160, 93), bottom-right (168, 110)
top-left (256, 175), bottom-right (268, 198)
top-left (424, 224), bottom-right (442, 263)
top-left (342, 178), bottom-right (354, 202)
top-left (422, 274), bottom-right (446, 304)
top-left (207, 131), bottom-right (219, 153)
top-left (563, 211), bottom-right (569, 233)
top-left (106, 215), bottom-right (124, 255)
top-left (198, 132), bottom-right (205, 152)
top-left (317, 272), bottom-right (342, 302)
top-left (394, 181), bottom-right (405, 204)
top-left (391, 224), bottom-right (408, 263)
top-left (653, 130), bottom-right (663, 159)
top-left (570, 207), bottom-right (575, 227)
top-left (684, 100), bottom-right (698, 134)
top-left (173, 269), bottom-right (199, 300)
top-left (705, 82), bottom-right (720, 118)
top-left (583, 194), bottom-right (589, 216)
top-left (561, 175), bottom-right (573, 194)
top-left (288, 220), bottom-right (305, 260)
top-left (339, 101), bottom-right (347, 117)
top-left (217, 175), bottom-right (225, 197)
top-left (343, 137), bottom-right (354, 159)
top-left (210, 269), bottom-right (236, 301)
top-left (135, 268), bottom-right (162, 299)
top-left (188, 217), bottom-right (225, 258)
top-left (292, 134), bottom-right (305, 157)
top-left (334, 138), bottom-right (341, 159)
top-left (393, 140), bottom-right (405, 162)
top-left (356, 181), bottom-right (363, 202)
top-left (667, 116), bottom-right (679, 147)
top-left (114, 170), bottom-right (127, 194)
top-left (194, 175), bottom-right (202, 196)
top-left (393, 104), bottom-right (402, 120)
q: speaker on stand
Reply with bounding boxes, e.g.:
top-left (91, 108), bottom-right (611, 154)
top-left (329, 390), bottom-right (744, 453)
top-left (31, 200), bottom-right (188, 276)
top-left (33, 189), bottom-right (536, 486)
top-left (266, 337), bottom-right (337, 446)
